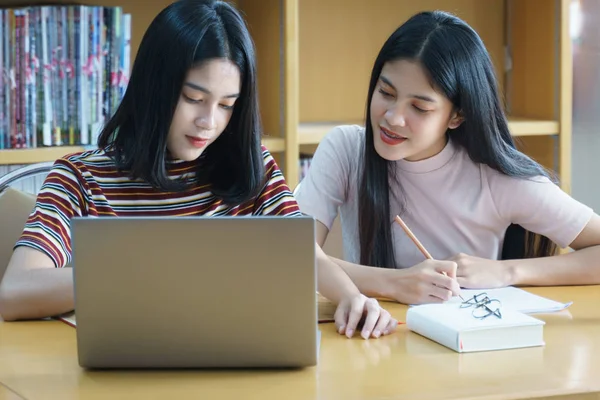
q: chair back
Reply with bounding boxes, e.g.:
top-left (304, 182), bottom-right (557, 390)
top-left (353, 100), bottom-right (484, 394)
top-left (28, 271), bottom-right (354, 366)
top-left (0, 162), bottom-right (54, 282)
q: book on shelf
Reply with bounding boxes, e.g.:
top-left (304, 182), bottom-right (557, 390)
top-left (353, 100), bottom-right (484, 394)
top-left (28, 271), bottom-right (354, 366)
top-left (0, 5), bottom-right (131, 151)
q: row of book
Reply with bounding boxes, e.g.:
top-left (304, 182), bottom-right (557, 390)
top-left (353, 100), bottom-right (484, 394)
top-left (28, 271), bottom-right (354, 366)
top-left (299, 154), bottom-right (313, 183)
top-left (0, 5), bottom-right (131, 150)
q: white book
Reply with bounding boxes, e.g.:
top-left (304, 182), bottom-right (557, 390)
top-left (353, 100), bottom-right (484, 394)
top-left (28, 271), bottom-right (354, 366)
top-left (406, 302), bottom-right (545, 353)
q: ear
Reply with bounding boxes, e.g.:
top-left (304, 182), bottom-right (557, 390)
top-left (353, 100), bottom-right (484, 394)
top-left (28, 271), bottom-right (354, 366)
top-left (448, 110), bottom-right (464, 130)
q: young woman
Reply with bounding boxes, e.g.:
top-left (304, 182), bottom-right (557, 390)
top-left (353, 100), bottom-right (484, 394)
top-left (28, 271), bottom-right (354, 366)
top-left (0, 0), bottom-right (397, 339)
top-left (296, 10), bottom-right (600, 305)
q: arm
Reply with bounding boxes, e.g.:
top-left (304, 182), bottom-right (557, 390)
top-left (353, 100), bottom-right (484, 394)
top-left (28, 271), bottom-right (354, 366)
top-left (315, 221), bottom-right (461, 304)
top-left (254, 147), bottom-right (398, 338)
top-left (0, 160), bottom-right (85, 321)
top-left (0, 247), bottom-right (74, 321)
top-left (456, 172), bottom-right (600, 289)
top-left (507, 214), bottom-right (600, 286)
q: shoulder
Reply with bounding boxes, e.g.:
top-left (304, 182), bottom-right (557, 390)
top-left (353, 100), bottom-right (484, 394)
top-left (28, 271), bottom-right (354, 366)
top-left (55, 147), bottom-right (114, 173)
top-left (321, 124), bottom-right (364, 152)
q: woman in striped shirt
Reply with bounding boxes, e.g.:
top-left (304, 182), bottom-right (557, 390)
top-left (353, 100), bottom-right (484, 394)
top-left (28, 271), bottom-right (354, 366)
top-left (0, 0), bottom-right (397, 339)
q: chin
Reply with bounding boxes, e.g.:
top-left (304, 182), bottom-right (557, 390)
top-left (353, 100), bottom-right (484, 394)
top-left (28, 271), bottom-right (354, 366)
top-left (173, 148), bottom-right (205, 162)
top-left (373, 134), bottom-right (408, 161)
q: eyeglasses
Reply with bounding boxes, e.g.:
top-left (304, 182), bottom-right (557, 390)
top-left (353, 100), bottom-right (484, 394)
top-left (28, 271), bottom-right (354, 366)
top-left (460, 292), bottom-right (502, 320)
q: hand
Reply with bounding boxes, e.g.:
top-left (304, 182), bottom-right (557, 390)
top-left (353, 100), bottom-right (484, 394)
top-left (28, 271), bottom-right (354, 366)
top-left (334, 294), bottom-right (398, 339)
top-left (387, 259), bottom-right (462, 304)
top-left (450, 253), bottom-right (512, 289)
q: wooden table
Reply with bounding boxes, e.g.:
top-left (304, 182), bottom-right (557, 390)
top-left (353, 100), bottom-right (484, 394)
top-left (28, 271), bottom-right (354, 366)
top-left (1, 286), bottom-right (600, 400)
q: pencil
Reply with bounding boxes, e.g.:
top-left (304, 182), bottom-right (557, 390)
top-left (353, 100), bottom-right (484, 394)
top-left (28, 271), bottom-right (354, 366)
top-left (394, 215), bottom-right (464, 301)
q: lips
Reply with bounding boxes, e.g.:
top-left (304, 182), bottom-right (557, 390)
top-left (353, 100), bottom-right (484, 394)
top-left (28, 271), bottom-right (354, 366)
top-left (186, 136), bottom-right (210, 148)
top-left (379, 126), bottom-right (407, 145)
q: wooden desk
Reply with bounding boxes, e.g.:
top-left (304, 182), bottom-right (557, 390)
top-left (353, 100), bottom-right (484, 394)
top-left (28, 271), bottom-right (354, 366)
top-left (1, 286), bottom-right (600, 400)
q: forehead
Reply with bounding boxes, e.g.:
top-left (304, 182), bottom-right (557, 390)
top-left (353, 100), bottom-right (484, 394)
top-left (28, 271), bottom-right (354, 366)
top-left (185, 58), bottom-right (241, 94)
top-left (380, 60), bottom-right (437, 94)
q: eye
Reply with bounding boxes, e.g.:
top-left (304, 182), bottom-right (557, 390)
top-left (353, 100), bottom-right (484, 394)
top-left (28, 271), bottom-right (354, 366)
top-left (220, 104), bottom-right (234, 110)
top-left (413, 105), bottom-right (429, 113)
top-left (378, 88), bottom-right (394, 98)
top-left (183, 94), bottom-right (202, 104)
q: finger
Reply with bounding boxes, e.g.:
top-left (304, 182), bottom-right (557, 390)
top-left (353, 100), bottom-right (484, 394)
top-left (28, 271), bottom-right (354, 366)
top-left (457, 276), bottom-right (470, 288)
top-left (371, 309), bottom-right (391, 338)
top-left (427, 295), bottom-right (445, 303)
top-left (430, 273), bottom-right (455, 290)
top-left (333, 303), bottom-right (349, 335)
top-left (434, 261), bottom-right (458, 277)
top-left (383, 317), bottom-right (399, 335)
top-left (345, 296), bottom-right (365, 338)
top-left (430, 285), bottom-right (453, 301)
top-left (360, 299), bottom-right (381, 339)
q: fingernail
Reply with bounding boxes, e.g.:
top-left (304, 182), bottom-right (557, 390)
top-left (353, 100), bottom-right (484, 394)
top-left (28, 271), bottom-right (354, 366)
top-left (361, 330), bottom-right (370, 339)
top-left (338, 325), bottom-right (345, 334)
top-left (383, 330), bottom-right (389, 335)
top-left (373, 330), bottom-right (381, 338)
top-left (346, 329), bottom-right (354, 338)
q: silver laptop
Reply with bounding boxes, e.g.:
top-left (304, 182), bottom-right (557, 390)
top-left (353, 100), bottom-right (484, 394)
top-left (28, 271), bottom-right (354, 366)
top-left (71, 216), bottom-right (318, 369)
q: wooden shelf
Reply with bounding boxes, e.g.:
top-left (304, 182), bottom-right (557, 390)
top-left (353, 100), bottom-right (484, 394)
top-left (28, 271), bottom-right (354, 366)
top-left (297, 116), bottom-right (559, 146)
top-left (261, 137), bottom-right (285, 153)
top-left (0, 146), bottom-right (87, 165)
top-left (0, 138), bottom-right (285, 165)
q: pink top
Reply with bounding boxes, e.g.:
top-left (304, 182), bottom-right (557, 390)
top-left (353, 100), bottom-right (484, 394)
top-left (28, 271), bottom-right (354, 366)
top-left (295, 125), bottom-right (594, 268)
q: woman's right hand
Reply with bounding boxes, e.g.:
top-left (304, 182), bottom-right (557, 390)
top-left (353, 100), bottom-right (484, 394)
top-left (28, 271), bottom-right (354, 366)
top-left (386, 259), bottom-right (461, 304)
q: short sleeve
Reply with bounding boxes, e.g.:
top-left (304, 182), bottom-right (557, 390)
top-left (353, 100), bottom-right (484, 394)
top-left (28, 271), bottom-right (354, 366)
top-left (252, 147), bottom-right (302, 216)
top-left (295, 125), bottom-right (359, 230)
top-left (488, 170), bottom-right (594, 248)
top-left (14, 159), bottom-right (88, 268)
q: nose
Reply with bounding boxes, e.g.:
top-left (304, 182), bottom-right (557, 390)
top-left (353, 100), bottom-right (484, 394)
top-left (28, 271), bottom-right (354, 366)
top-left (384, 103), bottom-right (407, 128)
top-left (194, 105), bottom-right (217, 130)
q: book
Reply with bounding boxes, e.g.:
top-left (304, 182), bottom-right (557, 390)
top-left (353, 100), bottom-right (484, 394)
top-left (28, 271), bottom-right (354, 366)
top-left (406, 302), bottom-right (545, 353)
top-left (446, 287), bottom-right (573, 314)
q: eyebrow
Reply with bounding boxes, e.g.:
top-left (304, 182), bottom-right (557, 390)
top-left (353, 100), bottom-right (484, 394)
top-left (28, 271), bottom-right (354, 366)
top-left (184, 82), bottom-right (239, 98)
top-left (379, 75), bottom-right (436, 103)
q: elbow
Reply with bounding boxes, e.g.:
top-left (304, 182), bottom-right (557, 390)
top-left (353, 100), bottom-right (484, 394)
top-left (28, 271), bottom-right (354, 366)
top-left (0, 285), bottom-right (20, 321)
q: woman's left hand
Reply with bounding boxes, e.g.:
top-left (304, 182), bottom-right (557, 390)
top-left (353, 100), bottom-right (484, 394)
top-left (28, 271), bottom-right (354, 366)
top-left (449, 253), bottom-right (514, 289)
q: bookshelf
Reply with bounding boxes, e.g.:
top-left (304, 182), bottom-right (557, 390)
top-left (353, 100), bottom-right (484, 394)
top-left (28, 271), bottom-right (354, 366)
top-left (0, 0), bottom-right (573, 196)
top-left (289, 0), bottom-right (572, 191)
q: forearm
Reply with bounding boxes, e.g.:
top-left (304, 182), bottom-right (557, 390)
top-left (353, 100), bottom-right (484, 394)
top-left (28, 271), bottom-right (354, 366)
top-left (0, 268), bottom-right (74, 321)
top-left (507, 245), bottom-right (600, 286)
top-left (315, 245), bottom-right (362, 304)
top-left (327, 256), bottom-right (396, 299)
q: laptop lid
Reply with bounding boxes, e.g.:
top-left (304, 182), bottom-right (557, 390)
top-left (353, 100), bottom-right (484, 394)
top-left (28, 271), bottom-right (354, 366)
top-left (71, 216), bottom-right (317, 369)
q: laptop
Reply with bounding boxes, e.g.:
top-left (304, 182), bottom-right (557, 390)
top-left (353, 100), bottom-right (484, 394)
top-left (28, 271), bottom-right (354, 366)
top-left (70, 215), bottom-right (318, 369)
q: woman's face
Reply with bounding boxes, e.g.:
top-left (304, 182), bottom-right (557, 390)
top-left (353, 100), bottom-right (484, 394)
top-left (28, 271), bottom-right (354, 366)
top-left (369, 59), bottom-right (463, 162)
top-left (167, 58), bottom-right (241, 161)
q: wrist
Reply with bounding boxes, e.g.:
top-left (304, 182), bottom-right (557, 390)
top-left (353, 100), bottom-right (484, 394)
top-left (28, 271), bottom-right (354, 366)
top-left (501, 259), bottom-right (520, 286)
top-left (370, 267), bottom-right (401, 300)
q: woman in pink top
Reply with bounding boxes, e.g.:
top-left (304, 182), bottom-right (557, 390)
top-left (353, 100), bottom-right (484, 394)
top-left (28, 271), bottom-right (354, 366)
top-left (296, 11), bottom-right (600, 305)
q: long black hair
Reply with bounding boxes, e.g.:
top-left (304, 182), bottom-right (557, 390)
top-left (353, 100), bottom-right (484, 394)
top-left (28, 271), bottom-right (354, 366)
top-left (98, 0), bottom-right (265, 205)
top-left (359, 10), bottom-right (557, 268)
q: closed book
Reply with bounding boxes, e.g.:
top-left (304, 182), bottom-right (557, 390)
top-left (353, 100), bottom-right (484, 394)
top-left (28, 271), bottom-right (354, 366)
top-left (406, 303), bottom-right (545, 353)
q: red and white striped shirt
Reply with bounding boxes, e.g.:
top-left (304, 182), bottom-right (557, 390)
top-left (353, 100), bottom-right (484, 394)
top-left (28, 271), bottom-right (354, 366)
top-left (16, 146), bottom-right (301, 267)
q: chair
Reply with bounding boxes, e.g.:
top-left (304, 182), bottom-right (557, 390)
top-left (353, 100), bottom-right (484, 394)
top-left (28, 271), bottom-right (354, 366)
top-left (0, 162), bottom-right (54, 282)
top-left (293, 182), bottom-right (344, 260)
top-left (0, 161), bottom-right (54, 194)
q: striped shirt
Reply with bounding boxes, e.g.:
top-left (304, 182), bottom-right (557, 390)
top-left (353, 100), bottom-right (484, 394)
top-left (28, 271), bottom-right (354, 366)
top-left (16, 146), bottom-right (302, 268)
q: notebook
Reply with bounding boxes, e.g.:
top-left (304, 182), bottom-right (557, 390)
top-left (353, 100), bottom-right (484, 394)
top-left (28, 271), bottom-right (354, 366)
top-left (446, 287), bottom-right (572, 314)
top-left (406, 302), bottom-right (545, 353)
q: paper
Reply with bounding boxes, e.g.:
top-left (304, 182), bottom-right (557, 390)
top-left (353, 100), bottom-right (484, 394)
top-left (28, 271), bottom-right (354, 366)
top-left (446, 287), bottom-right (572, 314)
